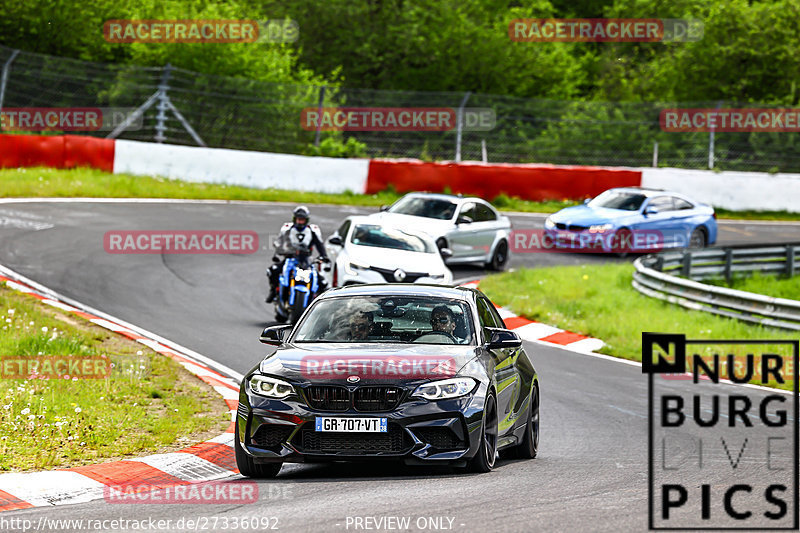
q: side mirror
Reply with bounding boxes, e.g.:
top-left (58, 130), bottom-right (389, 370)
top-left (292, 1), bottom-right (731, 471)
top-left (645, 206), bottom-right (659, 216)
top-left (379, 205), bottom-right (389, 212)
top-left (259, 325), bottom-right (292, 345)
top-left (439, 247), bottom-right (453, 259)
top-left (583, 198), bottom-right (591, 205)
top-left (485, 327), bottom-right (522, 349)
top-left (456, 215), bottom-right (473, 225)
top-left (328, 235), bottom-right (343, 246)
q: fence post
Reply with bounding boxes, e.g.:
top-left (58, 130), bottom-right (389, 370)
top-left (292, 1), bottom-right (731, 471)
top-left (652, 141), bottom-right (658, 167)
top-left (681, 251), bottom-right (692, 278)
top-left (481, 139), bottom-right (487, 163)
top-left (455, 91), bottom-right (471, 162)
top-left (786, 245), bottom-right (795, 278)
top-left (154, 64), bottom-right (172, 143)
top-left (0, 49), bottom-right (21, 115)
top-left (708, 101), bottom-right (722, 169)
top-left (314, 86), bottom-right (325, 147)
top-left (724, 248), bottom-right (733, 283)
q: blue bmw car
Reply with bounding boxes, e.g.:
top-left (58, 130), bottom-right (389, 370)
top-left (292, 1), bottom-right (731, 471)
top-left (544, 187), bottom-right (717, 253)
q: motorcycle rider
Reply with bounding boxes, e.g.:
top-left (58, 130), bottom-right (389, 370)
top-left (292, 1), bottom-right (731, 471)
top-left (266, 206), bottom-right (329, 303)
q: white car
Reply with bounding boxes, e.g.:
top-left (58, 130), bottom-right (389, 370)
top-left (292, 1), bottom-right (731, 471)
top-left (371, 192), bottom-right (512, 270)
top-left (324, 216), bottom-right (453, 287)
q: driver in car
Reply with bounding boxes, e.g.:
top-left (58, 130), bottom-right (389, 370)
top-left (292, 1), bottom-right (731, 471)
top-left (430, 305), bottom-right (462, 341)
top-left (347, 311), bottom-right (373, 341)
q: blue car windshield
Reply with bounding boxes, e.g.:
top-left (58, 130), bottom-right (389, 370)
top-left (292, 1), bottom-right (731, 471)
top-left (292, 296), bottom-right (475, 345)
top-left (388, 197), bottom-right (457, 220)
top-left (588, 191), bottom-right (646, 211)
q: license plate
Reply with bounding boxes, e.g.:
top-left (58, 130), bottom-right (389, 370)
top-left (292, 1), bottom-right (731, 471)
top-left (315, 417), bottom-right (387, 433)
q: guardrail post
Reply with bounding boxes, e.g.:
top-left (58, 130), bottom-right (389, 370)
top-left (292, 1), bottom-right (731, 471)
top-left (787, 245), bottom-right (796, 278)
top-left (724, 248), bottom-right (733, 283)
top-left (654, 255), bottom-right (664, 271)
top-left (680, 251), bottom-right (692, 278)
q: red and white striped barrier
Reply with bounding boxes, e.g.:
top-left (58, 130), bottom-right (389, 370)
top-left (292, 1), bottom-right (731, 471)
top-left (3, 133), bottom-right (798, 210)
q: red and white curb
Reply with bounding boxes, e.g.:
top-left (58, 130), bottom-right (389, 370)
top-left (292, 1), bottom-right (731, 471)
top-left (0, 265), bottom-right (242, 513)
top-left (459, 280), bottom-right (606, 354)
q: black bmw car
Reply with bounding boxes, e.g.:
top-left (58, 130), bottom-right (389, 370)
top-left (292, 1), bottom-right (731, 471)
top-left (235, 284), bottom-right (539, 477)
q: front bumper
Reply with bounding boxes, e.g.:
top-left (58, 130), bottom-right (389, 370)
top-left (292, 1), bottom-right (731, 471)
top-left (237, 387), bottom-right (486, 465)
top-left (340, 268), bottom-right (450, 286)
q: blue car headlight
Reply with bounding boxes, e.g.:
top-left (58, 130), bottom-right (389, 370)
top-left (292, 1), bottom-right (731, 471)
top-left (249, 375), bottom-right (295, 399)
top-left (411, 377), bottom-right (477, 400)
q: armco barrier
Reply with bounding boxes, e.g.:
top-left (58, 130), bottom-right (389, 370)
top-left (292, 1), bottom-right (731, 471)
top-left (0, 133), bottom-right (114, 172)
top-left (632, 243), bottom-right (800, 330)
top-left (365, 159), bottom-right (643, 201)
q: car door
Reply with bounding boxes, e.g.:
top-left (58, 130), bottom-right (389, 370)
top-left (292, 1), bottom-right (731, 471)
top-left (447, 202), bottom-right (479, 259)
top-left (477, 296), bottom-right (520, 438)
top-left (449, 202), bottom-right (496, 261)
top-left (670, 196), bottom-right (699, 248)
top-left (325, 218), bottom-right (351, 286)
top-left (472, 202), bottom-right (503, 259)
top-left (636, 196), bottom-right (677, 249)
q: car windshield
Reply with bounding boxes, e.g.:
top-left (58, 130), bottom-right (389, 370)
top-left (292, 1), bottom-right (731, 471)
top-left (588, 191), bottom-right (647, 211)
top-left (350, 224), bottom-right (435, 253)
top-left (388, 197), bottom-right (457, 220)
top-left (293, 296), bottom-right (475, 345)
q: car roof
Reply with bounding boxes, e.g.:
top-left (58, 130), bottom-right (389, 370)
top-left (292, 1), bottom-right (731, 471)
top-left (317, 283), bottom-right (477, 301)
top-left (400, 192), bottom-right (491, 206)
top-left (606, 187), bottom-right (694, 200)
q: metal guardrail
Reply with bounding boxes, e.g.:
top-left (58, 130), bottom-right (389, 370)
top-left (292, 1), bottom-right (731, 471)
top-left (632, 242), bottom-right (800, 330)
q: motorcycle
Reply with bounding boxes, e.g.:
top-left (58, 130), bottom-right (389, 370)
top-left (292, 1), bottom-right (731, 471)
top-left (273, 248), bottom-right (330, 324)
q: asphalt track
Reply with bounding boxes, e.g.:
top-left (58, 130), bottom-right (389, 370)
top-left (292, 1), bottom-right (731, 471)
top-left (0, 200), bottom-right (798, 533)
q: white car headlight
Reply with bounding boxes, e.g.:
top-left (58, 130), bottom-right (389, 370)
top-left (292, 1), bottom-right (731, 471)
top-left (411, 377), bottom-right (477, 400)
top-left (249, 375), bottom-right (295, 399)
top-left (544, 217), bottom-right (555, 229)
top-left (344, 261), bottom-right (370, 275)
top-left (589, 223), bottom-right (613, 233)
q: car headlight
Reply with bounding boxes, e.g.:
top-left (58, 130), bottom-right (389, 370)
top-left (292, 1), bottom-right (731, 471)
top-left (544, 217), bottom-right (555, 229)
top-left (249, 375), bottom-right (295, 399)
top-left (411, 377), bottom-right (477, 400)
top-left (344, 261), bottom-right (370, 275)
top-left (589, 223), bottom-right (613, 233)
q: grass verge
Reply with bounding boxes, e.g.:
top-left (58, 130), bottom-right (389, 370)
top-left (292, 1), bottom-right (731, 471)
top-left (479, 264), bottom-right (797, 390)
top-left (0, 282), bottom-right (230, 471)
top-left (2, 167), bottom-right (798, 221)
top-left (704, 271), bottom-right (800, 300)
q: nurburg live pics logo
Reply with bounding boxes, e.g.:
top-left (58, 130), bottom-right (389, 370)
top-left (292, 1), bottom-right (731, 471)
top-left (643, 332), bottom-right (799, 530)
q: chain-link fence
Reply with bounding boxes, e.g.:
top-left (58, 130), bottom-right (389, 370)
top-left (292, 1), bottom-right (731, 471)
top-left (2, 44), bottom-right (799, 172)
